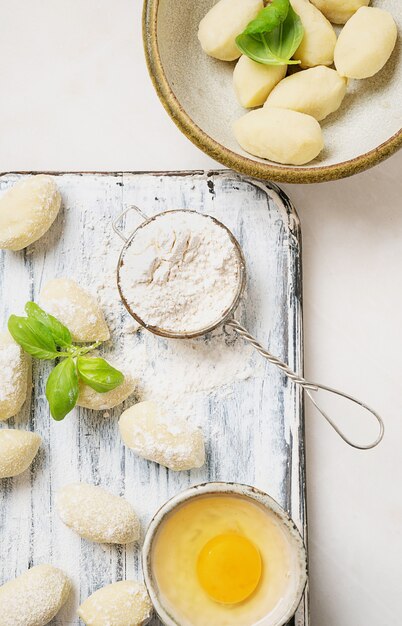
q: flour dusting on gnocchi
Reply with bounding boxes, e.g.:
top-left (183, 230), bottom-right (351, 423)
top-left (0, 332), bottom-right (30, 421)
top-left (0, 564), bottom-right (71, 626)
top-left (0, 429), bottom-right (41, 478)
top-left (119, 401), bottom-right (205, 471)
top-left (0, 175), bottom-right (61, 251)
top-left (39, 278), bottom-right (110, 343)
top-left (77, 359), bottom-right (136, 410)
top-left (78, 580), bottom-right (153, 626)
top-left (56, 482), bottom-right (140, 544)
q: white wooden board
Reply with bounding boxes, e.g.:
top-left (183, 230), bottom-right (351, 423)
top-left (0, 171), bottom-right (308, 625)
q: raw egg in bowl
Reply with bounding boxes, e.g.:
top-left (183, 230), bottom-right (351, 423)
top-left (142, 482), bottom-right (307, 626)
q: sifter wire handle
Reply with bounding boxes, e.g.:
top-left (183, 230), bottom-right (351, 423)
top-left (226, 319), bottom-right (384, 450)
top-left (112, 206), bottom-right (149, 242)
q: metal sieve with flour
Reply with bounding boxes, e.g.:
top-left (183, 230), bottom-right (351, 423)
top-left (113, 207), bottom-right (384, 451)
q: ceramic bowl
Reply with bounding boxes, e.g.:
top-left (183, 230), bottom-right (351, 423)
top-left (143, 0), bottom-right (402, 183)
top-left (142, 482), bottom-right (308, 626)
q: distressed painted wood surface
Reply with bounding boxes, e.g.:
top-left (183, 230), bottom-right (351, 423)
top-left (0, 171), bottom-right (308, 625)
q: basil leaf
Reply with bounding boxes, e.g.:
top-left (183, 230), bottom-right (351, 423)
top-left (8, 315), bottom-right (59, 359)
top-left (243, 0), bottom-right (289, 35)
top-left (77, 357), bottom-right (124, 393)
top-left (46, 358), bottom-right (79, 420)
top-left (270, 5), bottom-right (304, 61)
top-left (236, 4), bottom-right (304, 66)
top-left (25, 302), bottom-right (72, 347)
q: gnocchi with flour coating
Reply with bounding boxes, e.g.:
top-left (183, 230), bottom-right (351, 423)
top-left (39, 278), bottom-right (109, 343)
top-left (78, 581), bottom-right (153, 626)
top-left (0, 176), bottom-right (61, 251)
top-left (233, 55), bottom-right (287, 108)
top-left (310, 0), bottom-right (369, 24)
top-left (290, 0), bottom-right (337, 67)
top-left (265, 66), bottom-right (347, 121)
top-left (77, 358), bottom-right (136, 409)
top-left (56, 482), bottom-right (140, 544)
top-left (0, 332), bottom-right (30, 421)
top-left (0, 429), bottom-right (41, 478)
top-left (198, 0), bottom-right (263, 61)
top-left (119, 401), bottom-right (206, 471)
top-left (335, 7), bottom-right (397, 79)
top-left (234, 107), bottom-right (324, 165)
top-left (0, 564), bottom-right (71, 626)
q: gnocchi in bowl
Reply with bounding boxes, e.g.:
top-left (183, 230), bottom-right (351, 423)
top-left (143, 0), bottom-right (402, 182)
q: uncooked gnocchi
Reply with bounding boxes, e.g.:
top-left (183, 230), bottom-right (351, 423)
top-left (0, 429), bottom-right (41, 478)
top-left (77, 360), bottom-right (136, 410)
top-left (39, 278), bottom-right (109, 343)
top-left (0, 332), bottom-right (30, 421)
top-left (234, 107), bottom-right (324, 165)
top-left (310, 0), bottom-right (369, 24)
top-left (119, 401), bottom-right (205, 472)
top-left (265, 66), bottom-right (347, 121)
top-left (233, 55), bottom-right (287, 108)
top-left (0, 564), bottom-right (71, 626)
top-left (0, 176), bottom-right (61, 251)
top-left (335, 7), bottom-right (397, 79)
top-left (291, 0), bottom-right (337, 68)
top-left (78, 580), bottom-right (153, 626)
top-left (198, 0), bottom-right (263, 61)
top-left (56, 482), bottom-right (140, 544)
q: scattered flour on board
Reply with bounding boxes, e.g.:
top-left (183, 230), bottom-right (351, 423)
top-left (83, 208), bottom-right (263, 415)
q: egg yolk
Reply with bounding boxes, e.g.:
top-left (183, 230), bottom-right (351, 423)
top-left (196, 533), bottom-right (262, 605)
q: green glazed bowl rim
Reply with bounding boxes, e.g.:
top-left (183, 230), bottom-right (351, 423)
top-left (142, 0), bottom-right (402, 184)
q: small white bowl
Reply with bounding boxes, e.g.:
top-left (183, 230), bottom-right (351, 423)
top-left (142, 482), bottom-right (308, 626)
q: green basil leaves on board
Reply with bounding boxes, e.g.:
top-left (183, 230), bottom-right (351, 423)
top-left (25, 301), bottom-right (72, 347)
top-left (46, 357), bottom-right (79, 421)
top-left (77, 357), bottom-right (124, 393)
top-left (236, 0), bottom-right (304, 66)
top-left (8, 315), bottom-right (59, 360)
top-left (8, 301), bottom-right (124, 421)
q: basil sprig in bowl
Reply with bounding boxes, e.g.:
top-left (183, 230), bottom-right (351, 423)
top-left (143, 0), bottom-right (401, 183)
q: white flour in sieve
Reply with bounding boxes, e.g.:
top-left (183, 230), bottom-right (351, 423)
top-left (118, 211), bottom-right (242, 334)
top-left (79, 204), bottom-right (263, 416)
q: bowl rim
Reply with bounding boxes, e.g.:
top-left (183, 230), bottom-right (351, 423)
top-left (142, 0), bottom-right (402, 184)
top-left (142, 481), bottom-right (308, 626)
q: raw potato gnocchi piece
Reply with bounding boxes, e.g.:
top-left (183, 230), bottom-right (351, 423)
top-left (234, 107), bottom-right (324, 165)
top-left (291, 0), bottom-right (337, 67)
top-left (310, 0), bottom-right (369, 24)
top-left (56, 482), bottom-right (140, 544)
top-left (0, 176), bottom-right (61, 251)
top-left (265, 66), bottom-right (347, 121)
top-left (335, 7), bottom-right (397, 79)
top-left (198, 0), bottom-right (263, 61)
top-left (39, 278), bottom-right (109, 342)
top-left (78, 580), bottom-right (153, 626)
top-left (119, 401), bottom-right (205, 471)
top-left (0, 332), bottom-right (30, 421)
top-left (0, 429), bottom-right (41, 478)
top-left (0, 564), bottom-right (71, 626)
top-left (233, 55), bottom-right (287, 108)
top-left (77, 360), bottom-right (136, 410)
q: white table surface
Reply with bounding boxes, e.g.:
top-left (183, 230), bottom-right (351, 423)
top-left (0, 2), bottom-right (401, 625)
